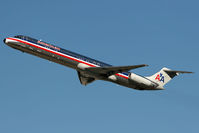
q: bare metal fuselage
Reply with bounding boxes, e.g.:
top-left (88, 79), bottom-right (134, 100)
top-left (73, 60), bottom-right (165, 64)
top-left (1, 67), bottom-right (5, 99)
top-left (4, 36), bottom-right (163, 90)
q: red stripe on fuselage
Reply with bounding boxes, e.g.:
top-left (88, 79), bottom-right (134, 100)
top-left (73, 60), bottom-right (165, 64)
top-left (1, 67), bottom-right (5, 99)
top-left (8, 37), bottom-right (96, 67)
top-left (7, 37), bottom-right (129, 79)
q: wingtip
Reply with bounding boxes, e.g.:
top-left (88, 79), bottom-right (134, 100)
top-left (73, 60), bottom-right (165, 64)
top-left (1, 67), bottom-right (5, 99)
top-left (137, 64), bottom-right (149, 68)
top-left (184, 71), bottom-right (194, 74)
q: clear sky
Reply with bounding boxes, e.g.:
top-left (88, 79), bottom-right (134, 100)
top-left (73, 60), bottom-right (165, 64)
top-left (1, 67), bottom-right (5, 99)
top-left (0, 0), bottom-right (198, 133)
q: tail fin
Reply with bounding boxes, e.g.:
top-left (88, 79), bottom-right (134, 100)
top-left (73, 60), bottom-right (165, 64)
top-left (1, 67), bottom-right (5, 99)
top-left (146, 67), bottom-right (193, 88)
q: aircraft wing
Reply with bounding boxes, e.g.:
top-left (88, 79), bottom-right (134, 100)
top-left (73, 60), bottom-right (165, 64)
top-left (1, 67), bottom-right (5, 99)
top-left (85, 64), bottom-right (148, 76)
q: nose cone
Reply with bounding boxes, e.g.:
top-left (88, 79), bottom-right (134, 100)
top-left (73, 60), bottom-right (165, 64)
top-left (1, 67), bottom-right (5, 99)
top-left (3, 38), bottom-right (6, 44)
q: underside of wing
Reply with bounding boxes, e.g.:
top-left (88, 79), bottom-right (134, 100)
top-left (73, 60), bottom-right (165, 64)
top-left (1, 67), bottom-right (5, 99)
top-left (85, 64), bottom-right (148, 76)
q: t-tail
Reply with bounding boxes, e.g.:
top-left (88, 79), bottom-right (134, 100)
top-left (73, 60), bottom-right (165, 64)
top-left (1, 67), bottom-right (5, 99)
top-left (146, 67), bottom-right (193, 89)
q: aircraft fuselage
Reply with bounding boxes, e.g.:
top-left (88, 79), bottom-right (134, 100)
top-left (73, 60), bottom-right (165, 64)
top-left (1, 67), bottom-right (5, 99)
top-left (4, 35), bottom-right (163, 90)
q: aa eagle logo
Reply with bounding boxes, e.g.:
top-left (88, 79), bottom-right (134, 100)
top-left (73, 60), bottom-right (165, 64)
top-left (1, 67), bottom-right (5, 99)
top-left (155, 73), bottom-right (165, 83)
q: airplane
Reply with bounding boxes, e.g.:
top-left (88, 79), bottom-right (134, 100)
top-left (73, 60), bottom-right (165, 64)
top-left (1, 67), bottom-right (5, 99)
top-left (3, 35), bottom-right (193, 90)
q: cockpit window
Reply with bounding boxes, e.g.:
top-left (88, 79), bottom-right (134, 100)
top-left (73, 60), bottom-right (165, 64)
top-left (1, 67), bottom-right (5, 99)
top-left (14, 35), bottom-right (24, 39)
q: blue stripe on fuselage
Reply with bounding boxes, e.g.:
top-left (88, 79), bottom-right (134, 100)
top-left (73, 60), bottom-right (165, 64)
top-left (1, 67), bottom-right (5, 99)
top-left (36, 39), bottom-right (111, 67)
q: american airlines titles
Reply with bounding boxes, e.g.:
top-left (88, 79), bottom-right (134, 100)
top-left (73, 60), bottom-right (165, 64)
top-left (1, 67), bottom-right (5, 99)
top-left (37, 40), bottom-right (60, 51)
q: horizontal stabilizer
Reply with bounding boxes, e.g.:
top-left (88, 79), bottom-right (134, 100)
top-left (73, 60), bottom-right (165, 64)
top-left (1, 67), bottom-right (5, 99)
top-left (85, 64), bottom-right (148, 76)
top-left (163, 69), bottom-right (193, 78)
top-left (164, 70), bottom-right (193, 74)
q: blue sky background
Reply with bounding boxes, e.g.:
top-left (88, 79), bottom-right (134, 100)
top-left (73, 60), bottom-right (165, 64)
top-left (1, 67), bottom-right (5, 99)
top-left (0, 0), bottom-right (198, 132)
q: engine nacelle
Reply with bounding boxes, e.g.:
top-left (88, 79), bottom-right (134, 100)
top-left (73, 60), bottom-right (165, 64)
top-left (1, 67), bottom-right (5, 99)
top-left (129, 73), bottom-right (154, 87)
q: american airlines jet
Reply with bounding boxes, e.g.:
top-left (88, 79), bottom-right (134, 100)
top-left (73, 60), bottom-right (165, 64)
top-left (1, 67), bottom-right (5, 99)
top-left (3, 35), bottom-right (192, 90)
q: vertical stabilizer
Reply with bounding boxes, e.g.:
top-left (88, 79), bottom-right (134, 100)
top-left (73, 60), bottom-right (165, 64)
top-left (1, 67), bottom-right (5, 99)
top-left (146, 67), bottom-right (193, 87)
